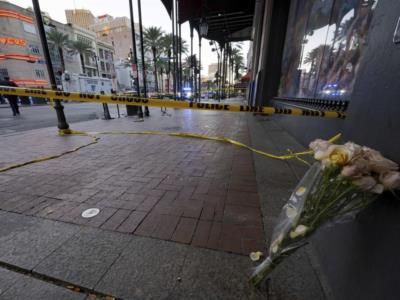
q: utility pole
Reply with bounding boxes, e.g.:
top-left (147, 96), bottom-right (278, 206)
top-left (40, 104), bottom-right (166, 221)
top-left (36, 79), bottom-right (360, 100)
top-left (32, 0), bottom-right (69, 130)
top-left (128, 0), bottom-right (142, 117)
top-left (171, 2), bottom-right (176, 100)
top-left (190, 24), bottom-right (193, 100)
top-left (137, 0), bottom-right (149, 116)
top-left (178, 9), bottom-right (183, 98)
top-left (198, 35), bottom-right (201, 102)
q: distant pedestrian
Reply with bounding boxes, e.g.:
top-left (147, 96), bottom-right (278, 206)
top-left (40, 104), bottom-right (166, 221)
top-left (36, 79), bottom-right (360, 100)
top-left (0, 77), bottom-right (20, 116)
top-left (100, 91), bottom-right (111, 120)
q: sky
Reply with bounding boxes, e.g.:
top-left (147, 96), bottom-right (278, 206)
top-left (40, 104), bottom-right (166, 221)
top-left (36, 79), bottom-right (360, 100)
top-left (8, 0), bottom-right (249, 75)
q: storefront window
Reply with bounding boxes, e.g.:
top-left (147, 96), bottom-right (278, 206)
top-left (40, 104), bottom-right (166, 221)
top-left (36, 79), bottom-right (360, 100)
top-left (278, 0), bottom-right (378, 101)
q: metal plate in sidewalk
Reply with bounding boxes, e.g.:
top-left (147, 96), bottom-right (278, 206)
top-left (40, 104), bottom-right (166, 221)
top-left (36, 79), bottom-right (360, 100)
top-left (81, 208), bottom-right (100, 218)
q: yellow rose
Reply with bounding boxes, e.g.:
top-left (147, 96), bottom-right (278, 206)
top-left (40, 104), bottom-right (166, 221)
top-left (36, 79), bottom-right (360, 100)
top-left (329, 146), bottom-right (351, 166)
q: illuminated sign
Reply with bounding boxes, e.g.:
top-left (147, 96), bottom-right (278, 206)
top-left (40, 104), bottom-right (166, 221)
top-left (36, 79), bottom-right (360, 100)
top-left (0, 53), bottom-right (40, 63)
top-left (0, 9), bottom-right (33, 23)
top-left (0, 37), bottom-right (27, 47)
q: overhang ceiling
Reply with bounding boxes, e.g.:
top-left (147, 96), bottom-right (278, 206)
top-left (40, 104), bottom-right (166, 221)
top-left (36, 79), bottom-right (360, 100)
top-left (160, 0), bottom-right (255, 44)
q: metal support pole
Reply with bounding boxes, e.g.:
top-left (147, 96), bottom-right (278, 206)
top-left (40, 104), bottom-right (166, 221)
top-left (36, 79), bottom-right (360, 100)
top-left (137, 0), bottom-right (149, 116)
top-left (216, 52), bottom-right (220, 101)
top-left (190, 25), bottom-right (193, 100)
top-left (32, 0), bottom-right (69, 130)
top-left (221, 44), bottom-right (226, 99)
top-left (198, 36), bottom-right (202, 102)
top-left (171, 4), bottom-right (176, 100)
top-left (227, 43), bottom-right (231, 98)
top-left (174, 0), bottom-right (179, 100)
top-left (178, 23), bottom-right (183, 99)
top-left (220, 46), bottom-right (223, 99)
top-left (128, 0), bottom-right (141, 117)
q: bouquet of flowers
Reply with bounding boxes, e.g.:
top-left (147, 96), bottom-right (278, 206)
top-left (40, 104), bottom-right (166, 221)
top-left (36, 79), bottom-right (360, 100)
top-left (250, 139), bottom-right (400, 286)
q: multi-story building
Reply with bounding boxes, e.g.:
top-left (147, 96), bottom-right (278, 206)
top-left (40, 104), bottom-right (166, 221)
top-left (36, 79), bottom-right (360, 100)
top-left (207, 63), bottom-right (218, 81)
top-left (0, 1), bottom-right (50, 87)
top-left (45, 20), bottom-right (81, 76)
top-left (91, 15), bottom-right (135, 61)
top-left (0, 1), bottom-right (116, 90)
top-left (65, 9), bottom-right (95, 30)
top-left (66, 10), bottom-right (155, 91)
top-left (68, 24), bottom-right (113, 78)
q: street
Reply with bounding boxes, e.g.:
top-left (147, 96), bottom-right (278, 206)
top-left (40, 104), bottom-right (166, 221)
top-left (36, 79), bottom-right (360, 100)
top-left (0, 103), bottom-right (124, 135)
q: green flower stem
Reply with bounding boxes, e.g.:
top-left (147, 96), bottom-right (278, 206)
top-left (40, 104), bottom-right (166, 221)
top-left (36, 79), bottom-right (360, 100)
top-left (313, 174), bottom-right (342, 214)
top-left (249, 257), bottom-right (276, 287)
top-left (310, 186), bottom-right (357, 227)
top-left (250, 242), bottom-right (308, 287)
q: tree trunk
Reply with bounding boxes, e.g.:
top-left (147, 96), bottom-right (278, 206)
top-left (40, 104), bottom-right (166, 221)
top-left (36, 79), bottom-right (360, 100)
top-left (59, 47), bottom-right (66, 72)
top-left (152, 47), bottom-right (159, 93)
top-left (167, 51), bottom-right (171, 94)
top-left (160, 69), bottom-right (164, 94)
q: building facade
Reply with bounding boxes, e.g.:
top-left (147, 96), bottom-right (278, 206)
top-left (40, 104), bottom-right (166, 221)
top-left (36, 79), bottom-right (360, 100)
top-left (0, 1), bottom-right (49, 87)
top-left (66, 10), bottom-right (155, 91)
top-left (248, 1), bottom-right (399, 299)
top-left (0, 1), bottom-right (116, 89)
top-left (65, 9), bottom-right (95, 30)
top-left (45, 19), bottom-right (81, 76)
top-left (207, 63), bottom-right (218, 81)
top-left (68, 24), bottom-right (115, 78)
top-left (90, 15), bottom-right (137, 61)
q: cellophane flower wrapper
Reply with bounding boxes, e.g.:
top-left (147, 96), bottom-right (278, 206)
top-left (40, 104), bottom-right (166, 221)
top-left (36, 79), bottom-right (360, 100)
top-left (249, 163), bottom-right (376, 287)
top-left (249, 139), bottom-right (400, 286)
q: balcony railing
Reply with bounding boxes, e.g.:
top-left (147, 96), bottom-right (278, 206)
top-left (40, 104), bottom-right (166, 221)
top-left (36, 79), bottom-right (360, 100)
top-left (271, 97), bottom-right (349, 113)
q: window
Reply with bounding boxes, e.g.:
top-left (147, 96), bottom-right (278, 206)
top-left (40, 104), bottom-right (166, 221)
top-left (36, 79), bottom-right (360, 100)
top-left (0, 68), bottom-right (9, 78)
top-left (278, 0), bottom-right (378, 101)
top-left (100, 61), bottom-right (105, 71)
top-left (29, 44), bottom-right (40, 54)
top-left (23, 23), bottom-right (36, 34)
top-left (77, 35), bottom-right (92, 47)
top-left (99, 48), bottom-right (104, 59)
top-left (35, 69), bottom-right (45, 78)
top-left (105, 62), bottom-right (110, 72)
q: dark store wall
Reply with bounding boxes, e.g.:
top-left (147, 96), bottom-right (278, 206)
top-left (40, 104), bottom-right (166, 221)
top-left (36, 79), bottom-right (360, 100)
top-left (272, 1), bottom-right (400, 299)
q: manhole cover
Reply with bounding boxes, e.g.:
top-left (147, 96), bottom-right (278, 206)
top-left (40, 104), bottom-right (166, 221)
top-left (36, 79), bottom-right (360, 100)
top-left (81, 208), bottom-right (100, 218)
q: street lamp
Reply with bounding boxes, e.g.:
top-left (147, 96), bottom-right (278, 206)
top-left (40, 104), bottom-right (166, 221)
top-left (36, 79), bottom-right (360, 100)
top-left (32, 0), bottom-right (69, 130)
top-left (199, 18), bottom-right (208, 37)
top-left (128, 0), bottom-right (143, 118)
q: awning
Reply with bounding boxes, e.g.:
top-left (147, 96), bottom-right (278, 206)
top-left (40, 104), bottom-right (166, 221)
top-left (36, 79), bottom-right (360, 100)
top-left (160, 0), bottom-right (255, 44)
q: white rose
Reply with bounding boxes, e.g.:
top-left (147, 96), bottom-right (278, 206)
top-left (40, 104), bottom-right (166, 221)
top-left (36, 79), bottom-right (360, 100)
top-left (289, 225), bottom-right (308, 239)
top-left (269, 234), bottom-right (283, 254)
top-left (285, 204), bottom-right (298, 219)
top-left (380, 171), bottom-right (400, 190)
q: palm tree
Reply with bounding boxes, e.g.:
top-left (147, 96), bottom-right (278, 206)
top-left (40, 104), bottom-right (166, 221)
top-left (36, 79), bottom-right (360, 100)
top-left (230, 47), bottom-right (241, 82)
top-left (160, 34), bottom-right (173, 93)
top-left (178, 37), bottom-right (188, 55)
top-left (46, 29), bottom-right (69, 72)
top-left (231, 48), bottom-right (245, 80)
top-left (143, 26), bottom-right (165, 93)
top-left (304, 45), bottom-right (330, 74)
top-left (156, 58), bottom-right (168, 94)
top-left (69, 40), bottom-right (93, 75)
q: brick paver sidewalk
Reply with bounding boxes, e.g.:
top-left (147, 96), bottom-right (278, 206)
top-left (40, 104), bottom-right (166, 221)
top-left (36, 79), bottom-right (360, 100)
top-left (0, 105), bottom-right (264, 255)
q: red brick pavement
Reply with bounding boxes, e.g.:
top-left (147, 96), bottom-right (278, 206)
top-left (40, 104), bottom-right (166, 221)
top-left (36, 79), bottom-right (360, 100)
top-left (0, 111), bottom-right (265, 255)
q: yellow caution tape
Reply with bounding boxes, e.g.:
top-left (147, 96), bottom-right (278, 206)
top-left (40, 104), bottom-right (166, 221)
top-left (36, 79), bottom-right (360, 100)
top-left (0, 131), bottom-right (98, 173)
top-left (0, 86), bottom-right (346, 119)
top-left (0, 129), bottom-right (341, 174)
